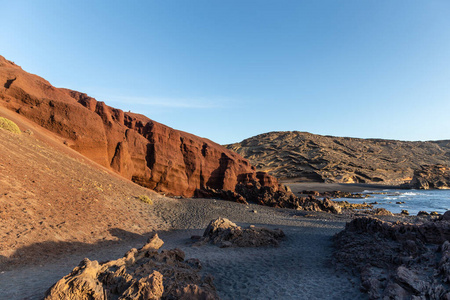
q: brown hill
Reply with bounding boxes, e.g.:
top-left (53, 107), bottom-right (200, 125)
top-left (0, 55), bottom-right (272, 197)
top-left (0, 105), bottom-right (168, 263)
top-left (226, 131), bottom-right (450, 185)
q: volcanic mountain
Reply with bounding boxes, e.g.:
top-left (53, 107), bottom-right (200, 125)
top-left (226, 131), bottom-right (450, 185)
top-left (0, 55), bottom-right (274, 197)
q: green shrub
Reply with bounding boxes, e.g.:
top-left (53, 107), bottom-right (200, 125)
top-left (0, 117), bottom-right (21, 134)
top-left (138, 195), bottom-right (153, 205)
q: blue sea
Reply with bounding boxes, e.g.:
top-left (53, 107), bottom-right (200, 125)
top-left (341, 189), bottom-right (450, 215)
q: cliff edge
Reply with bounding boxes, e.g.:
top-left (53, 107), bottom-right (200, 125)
top-left (0, 55), bottom-right (271, 197)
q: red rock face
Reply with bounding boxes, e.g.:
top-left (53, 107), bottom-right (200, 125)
top-left (0, 55), bottom-right (272, 197)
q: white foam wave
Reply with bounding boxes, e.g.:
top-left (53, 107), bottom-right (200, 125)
top-left (403, 192), bottom-right (419, 196)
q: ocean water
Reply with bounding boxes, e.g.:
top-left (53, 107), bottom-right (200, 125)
top-left (340, 189), bottom-right (450, 215)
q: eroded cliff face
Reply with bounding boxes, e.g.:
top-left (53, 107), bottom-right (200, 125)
top-left (227, 131), bottom-right (450, 185)
top-left (0, 55), bottom-right (263, 197)
top-left (410, 164), bottom-right (450, 190)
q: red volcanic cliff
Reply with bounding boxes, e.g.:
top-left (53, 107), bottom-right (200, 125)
top-left (0, 55), bottom-right (267, 197)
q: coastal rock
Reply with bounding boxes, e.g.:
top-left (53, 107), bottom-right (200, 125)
top-left (0, 55), bottom-right (277, 197)
top-left (234, 180), bottom-right (297, 208)
top-left (395, 266), bottom-right (427, 294)
top-left (198, 217), bottom-right (285, 247)
top-left (369, 208), bottom-right (394, 216)
top-left (442, 211), bottom-right (450, 221)
top-left (334, 217), bottom-right (450, 299)
top-left (226, 131), bottom-right (450, 185)
top-left (320, 198), bottom-right (342, 214)
top-left (45, 233), bottom-right (218, 300)
top-left (417, 211), bottom-right (429, 217)
top-left (410, 164), bottom-right (450, 190)
top-left (194, 187), bottom-right (248, 204)
top-left (197, 176), bottom-right (343, 213)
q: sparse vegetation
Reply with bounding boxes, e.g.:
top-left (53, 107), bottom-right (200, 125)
top-left (138, 195), bottom-right (153, 205)
top-left (0, 117), bottom-right (21, 134)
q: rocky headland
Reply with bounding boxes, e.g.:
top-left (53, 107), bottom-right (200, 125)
top-left (411, 164), bottom-right (450, 190)
top-left (227, 131), bottom-right (450, 186)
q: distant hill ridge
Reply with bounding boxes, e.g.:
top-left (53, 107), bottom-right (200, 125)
top-left (226, 131), bottom-right (450, 185)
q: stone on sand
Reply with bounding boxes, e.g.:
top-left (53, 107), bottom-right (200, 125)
top-left (199, 217), bottom-right (285, 247)
top-left (44, 233), bottom-right (218, 300)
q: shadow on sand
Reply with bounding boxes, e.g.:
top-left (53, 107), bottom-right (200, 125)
top-left (0, 228), bottom-right (158, 270)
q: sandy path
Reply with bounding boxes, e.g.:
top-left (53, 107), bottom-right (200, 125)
top-left (0, 198), bottom-right (366, 300)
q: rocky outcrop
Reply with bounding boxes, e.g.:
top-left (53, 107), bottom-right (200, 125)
top-left (45, 234), bottom-right (218, 300)
top-left (195, 217), bottom-right (285, 247)
top-left (0, 55), bottom-right (276, 197)
top-left (333, 216), bottom-right (450, 299)
top-left (196, 175), bottom-right (342, 213)
top-left (410, 164), bottom-right (450, 189)
top-left (227, 131), bottom-right (450, 185)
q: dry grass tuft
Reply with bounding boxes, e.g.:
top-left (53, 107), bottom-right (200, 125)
top-left (138, 195), bottom-right (153, 205)
top-left (0, 117), bottom-right (21, 134)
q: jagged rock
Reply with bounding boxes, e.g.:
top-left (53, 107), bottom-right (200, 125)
top-left (301, 190), bottom-right (320, 196)
top-left (442, 211), bottom-right (450, 221)
top-left (197, 176), bottom-right (343, 214)
top-left (234, 180), bottom-right (298, 209)
top-left (410, 164), bottom-right (450, 190)
top-left (320, 198), bottom-right (342, 214)
top-left (45, 233), bottom-right (218, 300)
top-left (334, 217), bottom-right (450, 300)
top-left (198, 217), bottom-right (285, 247)
top-left (382, 282), bottom-right (409, 299)
top-left (438, 241), bottom-right (450, 283)
top-left (326, 191), bottom-right (369, 199)
top-left (335, 201), bottom-right (374, 210)
top-left (0, 55), bottom-right (277, 197)
top-left (342, 217), bottom-right (450, 244)
top-left (194, 187), bottom-right (248, 204)
top-left (370, 208), bottom-right (394, 216)
top-left (395, 266), bottom-right (427, 294)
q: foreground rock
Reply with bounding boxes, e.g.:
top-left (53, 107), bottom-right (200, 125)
top-left (226, 131), bottom-right (450, 185)
top-left (333, 216), bottom-right (450, 299)
top-left (194, 217), bottom-right (285, 248)
top-left (45, 234), bottom-right (218, 300)
top-left (410, 164), bottom-right (450, 189)
top-left (0, 55), bottom-right (276, 197)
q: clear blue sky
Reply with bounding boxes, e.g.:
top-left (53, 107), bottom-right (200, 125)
top-left (2, 1), bottom-right (449, 144)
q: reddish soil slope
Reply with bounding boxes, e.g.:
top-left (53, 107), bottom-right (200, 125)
top-left (0, 55), bottom-right (270, 197)
top-left (0, 105), bottom-right (168, 263)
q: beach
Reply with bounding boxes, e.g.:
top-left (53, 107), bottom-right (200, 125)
top-left (1, 196), bottom-right (367, 300)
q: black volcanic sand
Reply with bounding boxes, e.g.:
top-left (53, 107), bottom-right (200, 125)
top-left (0, 197), bottom-right (367, 300)
top-left (283, 181), bottom-right (404, 193)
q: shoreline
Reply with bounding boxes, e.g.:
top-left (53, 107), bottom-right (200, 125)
top-left (282, 181), bottom-right (406, 193)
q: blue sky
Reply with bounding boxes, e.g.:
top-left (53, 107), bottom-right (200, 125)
top-left (1, 1), bottom-right (449, 144)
